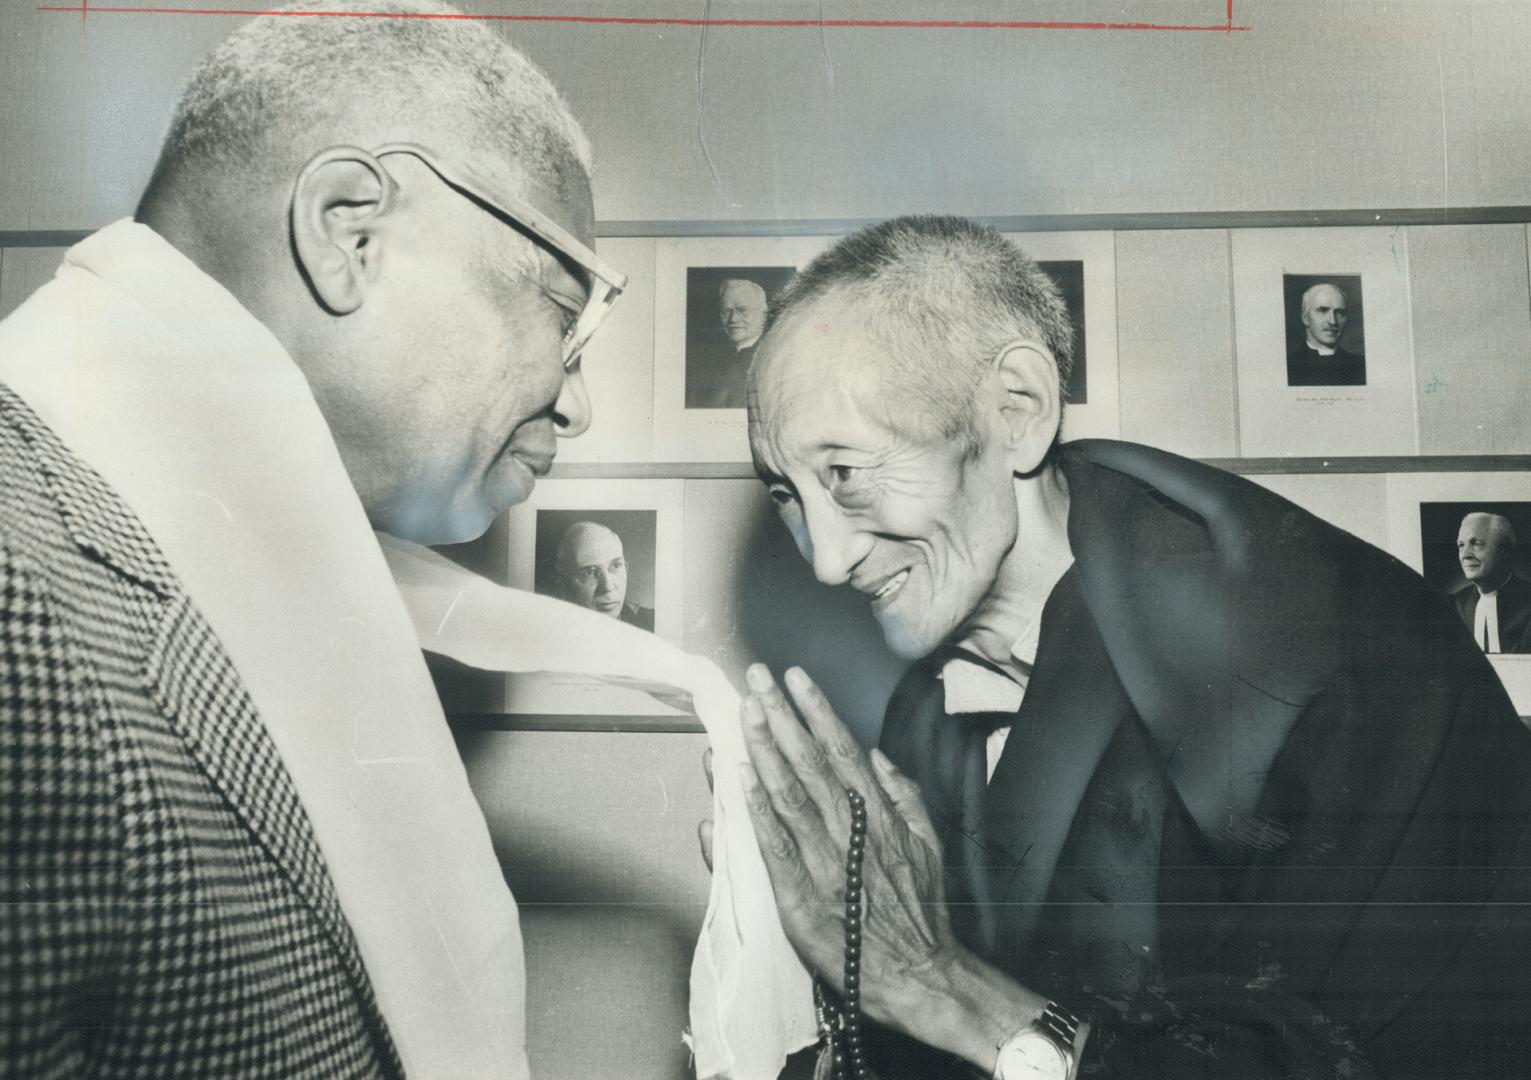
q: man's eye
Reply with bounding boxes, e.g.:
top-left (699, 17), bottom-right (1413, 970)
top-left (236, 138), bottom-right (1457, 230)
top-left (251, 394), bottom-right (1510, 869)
top-left (828, 464), bottom-right (863, 486)
top-left (767, 486), bottom-right (796, 507)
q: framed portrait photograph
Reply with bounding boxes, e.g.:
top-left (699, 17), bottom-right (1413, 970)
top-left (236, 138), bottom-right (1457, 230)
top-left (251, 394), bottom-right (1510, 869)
top-left (551, 237), bottom-right (658, 464)
top-left (683, 266), bottom-right (796, 411)
top-left (1282, 273), bottom-right (1367, 387)
top-left (1004, 231), bottom-right (1120, 441)
top-left (1232, 227), bottom-right (1418, 456)
top-left (503, 479), bottom-right (686, 717)
top-left (1385, 472), bottom-right (1531, 715)
top-left (653, 236), bottom-right (835, 461)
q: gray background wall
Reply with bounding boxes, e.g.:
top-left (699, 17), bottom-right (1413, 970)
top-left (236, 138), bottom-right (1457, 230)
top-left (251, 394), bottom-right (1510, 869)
top-left (4, 3), bottom-right (1531, 1079)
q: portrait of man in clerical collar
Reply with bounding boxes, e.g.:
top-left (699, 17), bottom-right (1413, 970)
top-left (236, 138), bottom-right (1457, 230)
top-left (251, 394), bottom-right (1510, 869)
top-left (1419, 500), bottom-right (1531, 656)
top-left (683, 265), bottom-right (795, 410)
top-left (1282, 272), bottom-right (1367, 387)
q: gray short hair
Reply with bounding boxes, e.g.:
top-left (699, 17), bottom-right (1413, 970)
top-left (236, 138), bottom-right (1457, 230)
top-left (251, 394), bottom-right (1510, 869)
top-left (1463, 512), bottom-right (1519, 551)
top-left (1300, 282), bottom-right (1347, 318)
top-left (140, 0), bottom-right (591, 211)
top-left (769, 216), bottom-right (1074, 453)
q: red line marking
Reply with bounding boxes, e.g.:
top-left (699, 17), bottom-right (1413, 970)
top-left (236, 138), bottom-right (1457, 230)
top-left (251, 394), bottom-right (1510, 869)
top-left (35, 6), bottom-right (1252, 32)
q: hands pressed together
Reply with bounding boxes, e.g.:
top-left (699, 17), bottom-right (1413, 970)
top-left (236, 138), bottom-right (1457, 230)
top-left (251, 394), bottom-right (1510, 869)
top-left (700, 664), bottom-right (1048, 1066)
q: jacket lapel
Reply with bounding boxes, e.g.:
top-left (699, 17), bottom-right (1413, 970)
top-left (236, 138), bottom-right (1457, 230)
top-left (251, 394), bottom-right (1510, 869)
top-left (980, 568), bottom-right (1138, 971)
top-left (22, 388), bottom-right (386, 1032)
top-left (145, 592), bottom-right (378, 996)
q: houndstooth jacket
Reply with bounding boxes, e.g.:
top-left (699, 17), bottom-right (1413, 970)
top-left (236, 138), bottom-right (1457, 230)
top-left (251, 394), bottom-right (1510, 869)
top-left (0, 384), bottom-right (404, 1078)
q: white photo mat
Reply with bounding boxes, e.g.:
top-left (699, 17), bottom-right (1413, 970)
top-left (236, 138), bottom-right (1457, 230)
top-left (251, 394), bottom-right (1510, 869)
top-left (1384, 471), bottom-right (1531, 716)
top-left (502, 478), bottom-right (686, 715)
top-left (652, 235), bottom-right (836, 462)
top-left (1003, 231), bottom-right (1121, 441)
top-left (556, 237), bottom-right (658, 464)
top-left (1232, 227), bottom-right (1419, 457)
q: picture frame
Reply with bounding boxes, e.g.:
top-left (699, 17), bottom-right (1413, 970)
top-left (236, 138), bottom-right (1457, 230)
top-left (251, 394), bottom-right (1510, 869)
top-left (501, 478), bottom-right (686, 717)
top-left (1232, 227), bottom-right (1418, 456)
top-left (652, 235), bottom-right (835, 462)
top-left (1384, 471), bottom-right (1531, 714)
top-left (1003, 231), bottom-right (1121, 441)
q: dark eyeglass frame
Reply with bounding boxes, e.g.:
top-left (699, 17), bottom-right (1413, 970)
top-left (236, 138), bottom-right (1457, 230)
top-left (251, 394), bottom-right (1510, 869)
top-left (371, 142), bottom-right (627, 369)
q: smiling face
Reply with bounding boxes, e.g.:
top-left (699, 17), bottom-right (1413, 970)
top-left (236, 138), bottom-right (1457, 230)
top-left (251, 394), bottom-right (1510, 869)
top-left (719, 279), bottom-right (769, 350)
top-left (1301, 283), bottom-right (1349, 350)
top-left (323, 160), bottom-right (597, 544)
top-left (1458, 513), bottom-right (1513, 586)
top-left (748, 298), bottom-right (1021, 659)
top-left (557, 522), bottom-right (629, 616)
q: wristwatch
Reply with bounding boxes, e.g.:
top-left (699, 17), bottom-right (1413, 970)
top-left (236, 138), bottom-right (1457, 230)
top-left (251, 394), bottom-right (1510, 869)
top-left (990, 1001), bottom-right (1079, 1080)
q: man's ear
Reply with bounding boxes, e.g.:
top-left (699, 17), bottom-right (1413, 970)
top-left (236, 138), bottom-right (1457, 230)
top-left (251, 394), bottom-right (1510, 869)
top-left (290, 146), bottom-right (395, 315)
top-left (992, 341), bottom-right (1062, 474)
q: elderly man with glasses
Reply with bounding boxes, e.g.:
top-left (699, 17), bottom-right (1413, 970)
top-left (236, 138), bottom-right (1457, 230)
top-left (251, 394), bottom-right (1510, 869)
top-left (0, 2), bottom-right (622, 1077)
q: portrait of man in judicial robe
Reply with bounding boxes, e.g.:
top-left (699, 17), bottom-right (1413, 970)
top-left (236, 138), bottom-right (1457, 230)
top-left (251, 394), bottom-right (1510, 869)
top-left (1420, 501), bottom-right (1531, 655)
top-left (1283, 273), bottom-right (1367, 386)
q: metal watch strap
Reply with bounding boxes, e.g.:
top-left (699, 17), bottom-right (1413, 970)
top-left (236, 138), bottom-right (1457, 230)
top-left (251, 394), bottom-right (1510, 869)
top-left (1038, 1000), bottom-right (1080, 1051)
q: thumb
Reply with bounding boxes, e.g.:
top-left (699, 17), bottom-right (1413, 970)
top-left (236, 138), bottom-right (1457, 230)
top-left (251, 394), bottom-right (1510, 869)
top-left (871, 748), bottom-right (939, 852)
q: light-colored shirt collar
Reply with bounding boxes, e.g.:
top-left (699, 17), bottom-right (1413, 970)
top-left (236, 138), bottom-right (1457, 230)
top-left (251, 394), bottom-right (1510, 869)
top-left (940, 559), bottom-right (1073, 716)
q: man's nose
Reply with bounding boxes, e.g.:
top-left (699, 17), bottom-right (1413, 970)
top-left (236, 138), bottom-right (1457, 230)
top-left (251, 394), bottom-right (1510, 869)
top-left (595, 568), bottom-right (613, 593)
top-left (555, 362), bottom-right (592, 439)
top-left (800, 496), bottom-right (872, 587)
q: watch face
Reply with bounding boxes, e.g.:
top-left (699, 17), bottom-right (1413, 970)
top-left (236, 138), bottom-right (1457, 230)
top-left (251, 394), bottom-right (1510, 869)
top-left (995, 1031), bottom-right (1070, 1080)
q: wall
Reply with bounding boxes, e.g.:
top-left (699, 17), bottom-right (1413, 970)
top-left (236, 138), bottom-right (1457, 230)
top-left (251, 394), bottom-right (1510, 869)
top-left (6, 1), bottom-right (1531, 230)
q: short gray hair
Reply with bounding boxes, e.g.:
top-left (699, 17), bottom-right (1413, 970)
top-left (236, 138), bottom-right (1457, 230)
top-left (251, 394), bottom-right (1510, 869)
top-left (140, 0), bottom-right (591, 211)
top-left (1463, 512), bottom-right (1519, 551)
top-left (1300, 282), bottom-right (1347, 318)
top-left (768, 216), bottom-right (1074, 453)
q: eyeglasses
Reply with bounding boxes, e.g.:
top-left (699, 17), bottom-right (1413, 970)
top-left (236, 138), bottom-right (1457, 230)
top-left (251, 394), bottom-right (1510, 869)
top-left (373, 142), bottom-right (627, 369)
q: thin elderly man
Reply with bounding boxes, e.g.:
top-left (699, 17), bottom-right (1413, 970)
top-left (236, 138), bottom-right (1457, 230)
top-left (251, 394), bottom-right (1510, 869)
top-left (1286, 281), bottom-right (1366, 386)
top-left (1453, 511), bottom-right (1531, 654)
top-left (732, 217), bottom-right (1530, 1080)
top-left (690, 277), bottom-right (770, 409)
top-left (554, 520), bottom-right (655, 631)
top-left (0, 2), bottom-right (623, 1076)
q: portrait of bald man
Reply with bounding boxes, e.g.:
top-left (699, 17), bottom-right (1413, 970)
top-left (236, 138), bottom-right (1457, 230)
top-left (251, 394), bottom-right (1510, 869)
top-left (0, 2), bottom-right (625, 1076)
top-left (552, 519), bottom-right (656, 631)
top-left (683, 264), bottom-right (794, 409)
top-left (1452, 511), bottom-right (1531, 654)
top-left (1284, 275), bottom-right (1367, 386)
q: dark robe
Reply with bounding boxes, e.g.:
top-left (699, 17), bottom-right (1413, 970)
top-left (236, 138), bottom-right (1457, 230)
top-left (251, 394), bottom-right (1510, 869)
top-left (1287, 343), bottom-right (1366, 386)
top-left (1452, 572), bottom-right (1531, 654)
top-left (865, 440), bottom-right (1531, 1079)
top-left (618, 601), bottom-right (655, 632)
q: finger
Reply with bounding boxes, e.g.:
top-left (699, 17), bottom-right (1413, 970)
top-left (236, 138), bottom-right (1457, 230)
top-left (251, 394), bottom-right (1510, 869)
top-left (702, 747), bottom-right (714, 794)
top-left (871, 748), bottom-right (940, 854)
top-left (782, 666), bottom-right (880, 805)
top-left (698, 817), bottom-right (715, 873)
top-left (739, 694), bottom-right (825, 836)
top-left (738, 762), bottom-right (814, 896)
top-left (746, 664), bottom-right (842, 815)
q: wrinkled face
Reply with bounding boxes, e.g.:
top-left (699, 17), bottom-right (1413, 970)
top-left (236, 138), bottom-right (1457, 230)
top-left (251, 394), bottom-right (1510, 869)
top-left (719, 280), bottom-right (769, 349)
top-left (560, 527), bottom-right (628, 615)
top-left (1458, 514), bottom-right (1511, 584)
top-left (341, 161), bottom-right (597, 544)
top-left (748, 301), bottom-right (1019, 659)
top-left (1301, 284), bottom-right (1348, 349)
